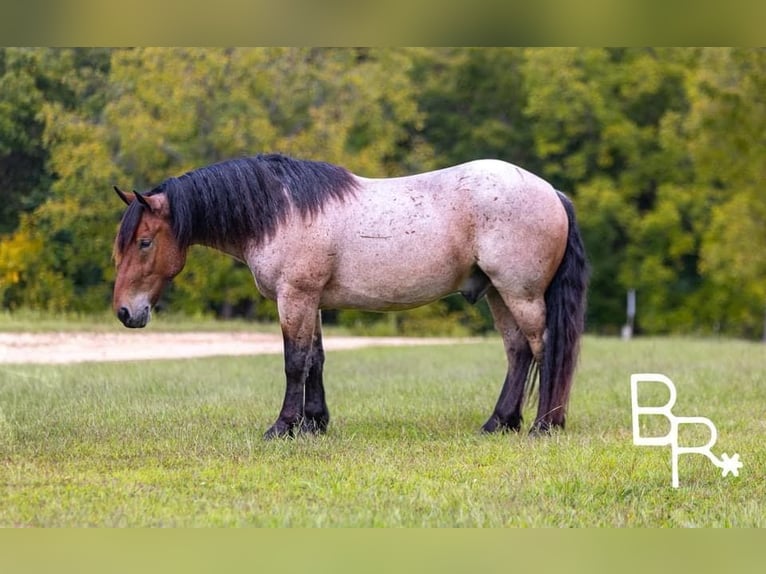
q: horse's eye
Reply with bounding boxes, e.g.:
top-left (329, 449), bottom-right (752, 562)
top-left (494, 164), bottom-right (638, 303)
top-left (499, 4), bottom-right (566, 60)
top-left (138, 238), bottom-right (153, 250)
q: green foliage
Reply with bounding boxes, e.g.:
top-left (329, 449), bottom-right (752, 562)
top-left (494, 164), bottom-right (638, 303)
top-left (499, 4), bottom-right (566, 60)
top-left (0, 49), bottom-right (50, 234)
top-left (0, 48), bottom-right (764, 338)
top-left (690, 49), bottom-right (766, 338)
top-left (413, 48), bottom-right (535, 168)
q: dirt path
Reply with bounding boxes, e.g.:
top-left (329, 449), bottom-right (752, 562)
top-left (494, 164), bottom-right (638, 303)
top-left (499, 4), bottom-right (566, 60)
top-left (0, 331), bottom-right (476, 365)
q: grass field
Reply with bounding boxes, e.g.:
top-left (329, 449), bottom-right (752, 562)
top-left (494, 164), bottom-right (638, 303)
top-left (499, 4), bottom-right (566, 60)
top-left (0, 335), bottom-right (763, 527)
top-left (0, 310), bottom-right (284, 334)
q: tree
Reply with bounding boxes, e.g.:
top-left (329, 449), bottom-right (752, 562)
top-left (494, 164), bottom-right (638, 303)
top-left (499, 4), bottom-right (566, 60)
top-left (413, 48), bottom-right (533, 169)
top-left (690, 48), bottom-right (766, 336)
top-left (0, 48), bottom-right (115, 311)
top-left (0, 48), bottom-right (50, 234)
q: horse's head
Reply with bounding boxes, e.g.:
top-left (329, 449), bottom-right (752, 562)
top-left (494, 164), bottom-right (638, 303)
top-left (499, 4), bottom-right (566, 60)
top-left (112, 187), bottom-right (187, 328)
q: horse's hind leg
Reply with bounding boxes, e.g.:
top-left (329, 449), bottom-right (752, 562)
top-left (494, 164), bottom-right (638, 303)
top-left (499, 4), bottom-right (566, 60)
top-left (302, 310), bottom-right (330, 434)
top-left (481, 288), bottom-right (533, 433)
top-left (500, 293), bottom-right (560, 434)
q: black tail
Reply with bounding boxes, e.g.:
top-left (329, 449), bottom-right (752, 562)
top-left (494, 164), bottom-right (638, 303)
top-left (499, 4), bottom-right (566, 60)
top-left (535, 191), bottom-right (589, 430)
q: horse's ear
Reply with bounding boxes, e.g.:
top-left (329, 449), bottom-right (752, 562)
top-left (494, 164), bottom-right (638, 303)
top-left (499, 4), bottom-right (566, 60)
top-left (114, 186), bottom-right (134, 206)
top-left (135, 192), bottom-right (170, 219)
top-left (134, 191), bottom-right (151, 209)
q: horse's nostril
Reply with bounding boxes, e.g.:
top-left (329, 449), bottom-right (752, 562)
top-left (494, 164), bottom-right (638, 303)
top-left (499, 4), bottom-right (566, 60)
top-left (117, 307), bottom-right (130, 324)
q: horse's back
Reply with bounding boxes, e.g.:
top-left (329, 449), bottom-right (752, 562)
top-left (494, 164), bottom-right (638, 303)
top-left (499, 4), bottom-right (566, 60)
top-left (357, 158), bottom-right (550, 195)
top-left (352, 158), bottom-right (565, 246)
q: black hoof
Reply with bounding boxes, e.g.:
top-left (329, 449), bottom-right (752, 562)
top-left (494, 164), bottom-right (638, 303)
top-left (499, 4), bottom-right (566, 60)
top-left (481, 414), bottom-right (521, 434)
top-left (263, 419), bottom-right (299, 440)
top-left (264, 415), bottom-right (329, 439)
top-left (528, 420), bottom-right (563, 436)
top-left (300, 416), bottom-right (329, 435)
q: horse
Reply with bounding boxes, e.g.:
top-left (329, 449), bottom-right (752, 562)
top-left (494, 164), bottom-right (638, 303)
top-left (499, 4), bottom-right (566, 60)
top-left (112, 153), bottom-right (588, 438)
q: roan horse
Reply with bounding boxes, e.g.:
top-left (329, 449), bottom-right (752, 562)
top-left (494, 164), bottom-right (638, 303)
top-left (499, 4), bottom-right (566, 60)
top-left (112, 154), bottom-right (588, 438)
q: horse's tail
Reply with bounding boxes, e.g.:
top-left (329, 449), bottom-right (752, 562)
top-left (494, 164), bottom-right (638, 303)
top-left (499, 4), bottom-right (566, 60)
top-left (537, 191), bottom-right (589, 430)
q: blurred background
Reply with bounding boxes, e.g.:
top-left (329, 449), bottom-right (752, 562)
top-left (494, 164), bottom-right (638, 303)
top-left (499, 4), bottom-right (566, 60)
top-left (0, 48), bottom-right (763, 339)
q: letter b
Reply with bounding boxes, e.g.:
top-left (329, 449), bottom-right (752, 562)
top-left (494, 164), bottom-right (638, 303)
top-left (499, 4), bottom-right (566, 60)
top-left (631, 373), bottom-right (678, 446)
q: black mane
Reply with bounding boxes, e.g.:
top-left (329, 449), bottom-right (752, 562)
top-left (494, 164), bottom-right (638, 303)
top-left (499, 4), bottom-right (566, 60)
top-left (116, 154), bottom-right (358, 254)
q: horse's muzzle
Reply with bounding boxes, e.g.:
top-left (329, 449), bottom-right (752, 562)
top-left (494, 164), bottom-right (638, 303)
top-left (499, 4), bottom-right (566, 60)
top-left (117, 305), bottom-right (150, 328)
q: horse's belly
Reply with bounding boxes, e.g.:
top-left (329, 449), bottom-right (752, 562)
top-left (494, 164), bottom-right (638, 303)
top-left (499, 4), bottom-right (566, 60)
top-left (319, 285), bottom-right (454, 311)
top-left (320, 250), bottom-right (466, 311)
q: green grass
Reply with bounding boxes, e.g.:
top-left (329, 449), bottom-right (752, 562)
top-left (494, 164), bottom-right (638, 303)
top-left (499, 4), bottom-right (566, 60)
top-left (0, 310), bottom-right (284, 334)
top-left (0, 336), bottom-right (764, 526)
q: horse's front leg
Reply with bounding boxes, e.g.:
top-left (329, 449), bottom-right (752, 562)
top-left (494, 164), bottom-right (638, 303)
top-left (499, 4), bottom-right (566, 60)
top-left (264, 289), bottom-right (320, 439)
top-left (301, 310), bottom-right (330, 434)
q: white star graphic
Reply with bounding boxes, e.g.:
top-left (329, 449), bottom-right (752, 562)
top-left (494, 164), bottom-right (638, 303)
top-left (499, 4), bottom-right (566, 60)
top-left (720, 452), bottom-right (743, 477)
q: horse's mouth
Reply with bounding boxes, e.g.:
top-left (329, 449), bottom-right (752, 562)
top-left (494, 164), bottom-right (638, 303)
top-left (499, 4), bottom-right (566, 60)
top-left (117, 305), bottom-right (151, 328)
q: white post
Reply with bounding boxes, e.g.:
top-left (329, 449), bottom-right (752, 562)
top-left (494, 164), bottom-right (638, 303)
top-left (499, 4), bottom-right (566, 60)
top-left (622, 289), bottom-right (636, 340)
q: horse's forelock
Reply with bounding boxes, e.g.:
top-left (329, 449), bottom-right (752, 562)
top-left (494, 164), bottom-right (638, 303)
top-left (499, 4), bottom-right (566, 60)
top-left (115, 200), bottom-right (145, 259)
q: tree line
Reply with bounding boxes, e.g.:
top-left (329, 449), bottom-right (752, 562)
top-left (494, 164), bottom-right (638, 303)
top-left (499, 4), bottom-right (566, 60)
top-left (0, 47), bottom-right (763, 338)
